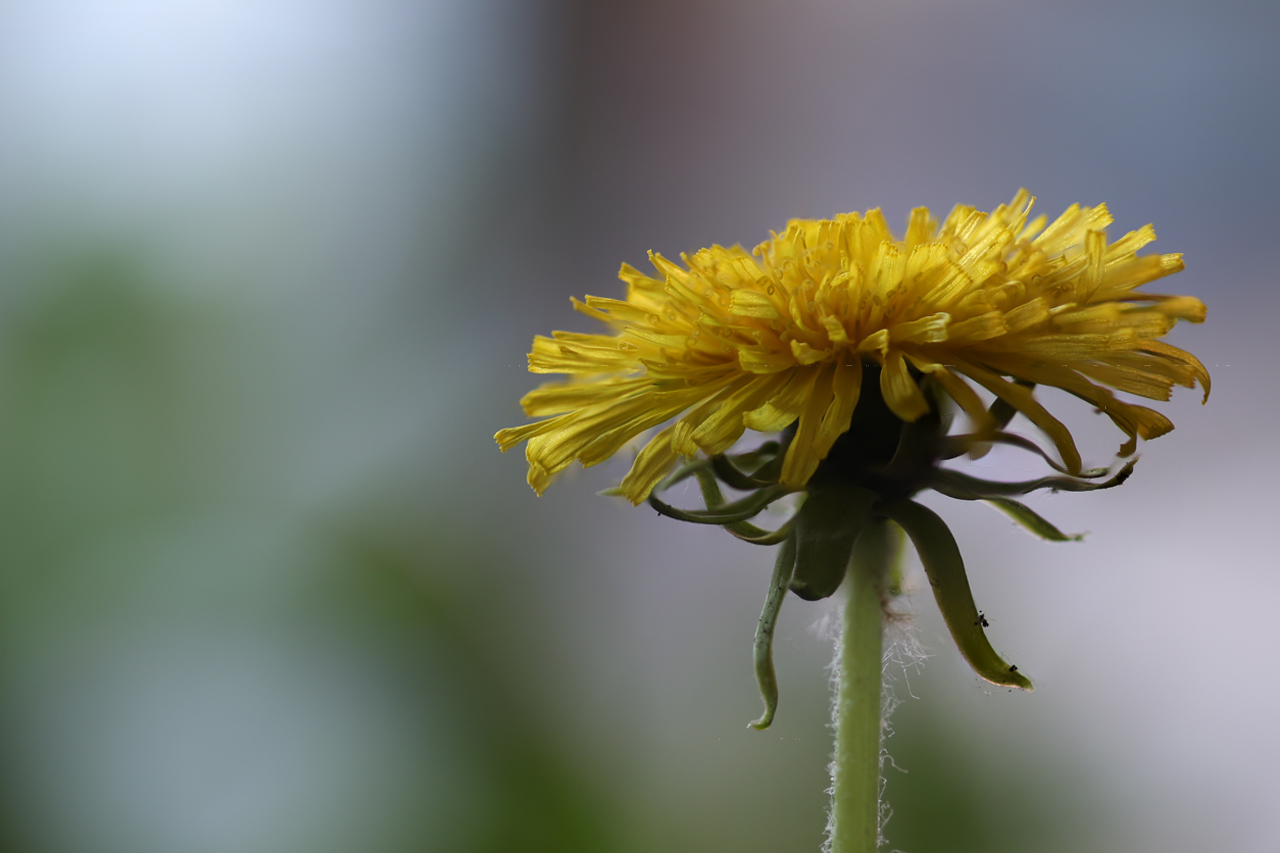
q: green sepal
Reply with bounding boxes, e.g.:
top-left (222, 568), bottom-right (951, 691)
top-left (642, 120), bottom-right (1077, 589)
top-left (941, 431), bottom-right (1110, 478)
top-left (692, 466), bottom-right (726, 508)
top-left (648, 484), bottom-right (793, 525)
top-left (724, 517), bottom-right (797, 546)
top-left (750, 532), bottom-right (797, 730)
top-left (789, 486), bottom-right (878, 601)
top-left (734, 440), bottom-right (782, 465)
top-left (692, 468), bottom-right (795, 545)
top-left (654, 444), bottom-right (782, 494)
top-left (739, 441), bottom-right (785, 483)
top-left (656, 457), bottom-right (715, 491)
top-left (983, 497), bottom-right (1083, 542)
top-left (930, 458), bottom-right (1136, 500)
top-left (877, 499), bottom-right (1034, 691)
top-left (711, 454), bottom-right (773, 490)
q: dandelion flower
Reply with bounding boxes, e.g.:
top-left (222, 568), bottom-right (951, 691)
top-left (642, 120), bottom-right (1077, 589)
top-left (496, 190), bottom-right (1208, 502)
top-left (496, 190), bottom-right (1210, 850)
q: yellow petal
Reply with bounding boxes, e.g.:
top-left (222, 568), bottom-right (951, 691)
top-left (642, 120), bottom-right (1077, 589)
top-left (890, 312), bottom-right (951, 344)
top-left (948, 357), bottom-right (1082, 474)
top-left (947, 310), bottom-right (1008, 342)
top-left (670, 375), bottom-right (750, 456)
top-left (790, 339), bottom-right (833, 365)
top-left (577, 387), bottom-right (711, 467)
top-left (1135, 340), bottom-right (1211, 400)
top-left (619, 424), bottom-right (681, 504)
top-left (738, 345), bottom-right (797, 374)
top-left (689, 372), bottom-right (792, 455)
top-left (880, 351), bottom-right (930, 421)
top-left (1002, 297), bottom-right (1050, 334)
top-left (856, 328), bottom-right (890, 359)
top-left (521, 377), bottom-right (645, 417)
top-left (744, 367), bottom-right (821, 432)
top-left (904, 352), bottom-right (994, 434)
top-left (1075, 363), bottom-right (1174, 401)
top-left (730, 290), bottom-right (782, 319)
top-left (781, 366), bottom-right (837, 485)
top-left (976, 354), bottom-right (1173, 455)
top-left (814, 356), bottom-right (863, 452)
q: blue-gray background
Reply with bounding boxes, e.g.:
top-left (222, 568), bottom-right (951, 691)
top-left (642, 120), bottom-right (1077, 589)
top-left (0, 1), bottom-right (1273, 851)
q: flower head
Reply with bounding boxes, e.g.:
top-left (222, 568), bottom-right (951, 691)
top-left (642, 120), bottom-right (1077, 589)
top-left (496, 190), bottom-right (1208, 501)
top-left (498, 191), bottom-right (1210, 722)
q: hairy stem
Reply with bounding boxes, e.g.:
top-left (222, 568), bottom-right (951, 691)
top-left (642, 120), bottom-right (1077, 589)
top-left (829, 520), bottom-right (894, 853)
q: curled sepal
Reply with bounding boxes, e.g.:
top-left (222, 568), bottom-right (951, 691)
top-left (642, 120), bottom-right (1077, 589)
top-left (941, 431), bottom-right (1111, 478)
top-left (648, 484), bottom-right (794, 525)
top-left (789, 486), bottom-right (879, 601)
top-left (738, 441), bottom-right (785, 483)
top-left (655, 457), bottom-right (716, 492)
top-left (930, 458), bottom-right (1137, 500)
top-left (984, 497), bottom-right (1083, 542)
top-left (711, 454), bottom-right (774, 490)
top-left (724, 516), bottom-right (798, 546)
top-left (877, 499), bottom-right (1034, 691)
top-left (692, 468), bottom-right (796, 545)
top-left (750, 532), bottom-right (798, 730)
top-left (692, 467), bottom-right (726, 508)
top-left (729, 440), bottom-right (783, 471)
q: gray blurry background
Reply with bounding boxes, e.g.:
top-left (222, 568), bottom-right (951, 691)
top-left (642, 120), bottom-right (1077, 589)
top-left (0, 1), bottom-right (1274, 851)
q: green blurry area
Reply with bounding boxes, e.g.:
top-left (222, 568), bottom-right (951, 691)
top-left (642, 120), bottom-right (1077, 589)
top-left (882, 677), bottom-right (1119, 853)
top-left (0, 249), bottom-right (627, 852)
top-left (0, 251), bottom-right (1119, 852)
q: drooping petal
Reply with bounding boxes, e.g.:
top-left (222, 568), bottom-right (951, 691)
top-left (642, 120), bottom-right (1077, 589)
top-left (744, 367), bottom-right (822, 433)
top-left (903, 352), bottom-right (994, 435)
top-left (811, 357), bottom-right (863, 459)
top-left (879, 351), bottom-right (930, 422)
top-left (619, 423), bottom-right (682, 504)
top-left (670, 375), bottom-right (755, 456)
top-left (780, 366), bottom-right (837, 485)
top-left (946, 357), bottom-right (1083, 474)
top-left (690, 372), bottom-right (793, 455)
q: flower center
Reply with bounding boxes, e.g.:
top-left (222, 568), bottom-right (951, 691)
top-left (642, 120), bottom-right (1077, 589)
top-left (801, 361), bottom-right (947, 501)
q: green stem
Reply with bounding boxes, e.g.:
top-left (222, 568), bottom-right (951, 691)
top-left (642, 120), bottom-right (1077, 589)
top-left (829, 520), bottom-right (894, 853)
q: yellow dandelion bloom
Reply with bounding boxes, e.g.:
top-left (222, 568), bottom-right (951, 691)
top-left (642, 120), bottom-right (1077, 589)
top-left (496, 190), bottom-right (1208, 503)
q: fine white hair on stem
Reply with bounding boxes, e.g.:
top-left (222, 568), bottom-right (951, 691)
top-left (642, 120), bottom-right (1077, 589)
top-left (819, 593), bottom-right (842, 853)
top-left (820, 593), bottom-right (928, 853)
top-left (879, 604), bottom-right (928, 845)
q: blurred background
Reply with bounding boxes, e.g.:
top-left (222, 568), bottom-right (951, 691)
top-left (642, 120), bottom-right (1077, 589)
top-left (0, 0), bottom-right (1275, 851)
